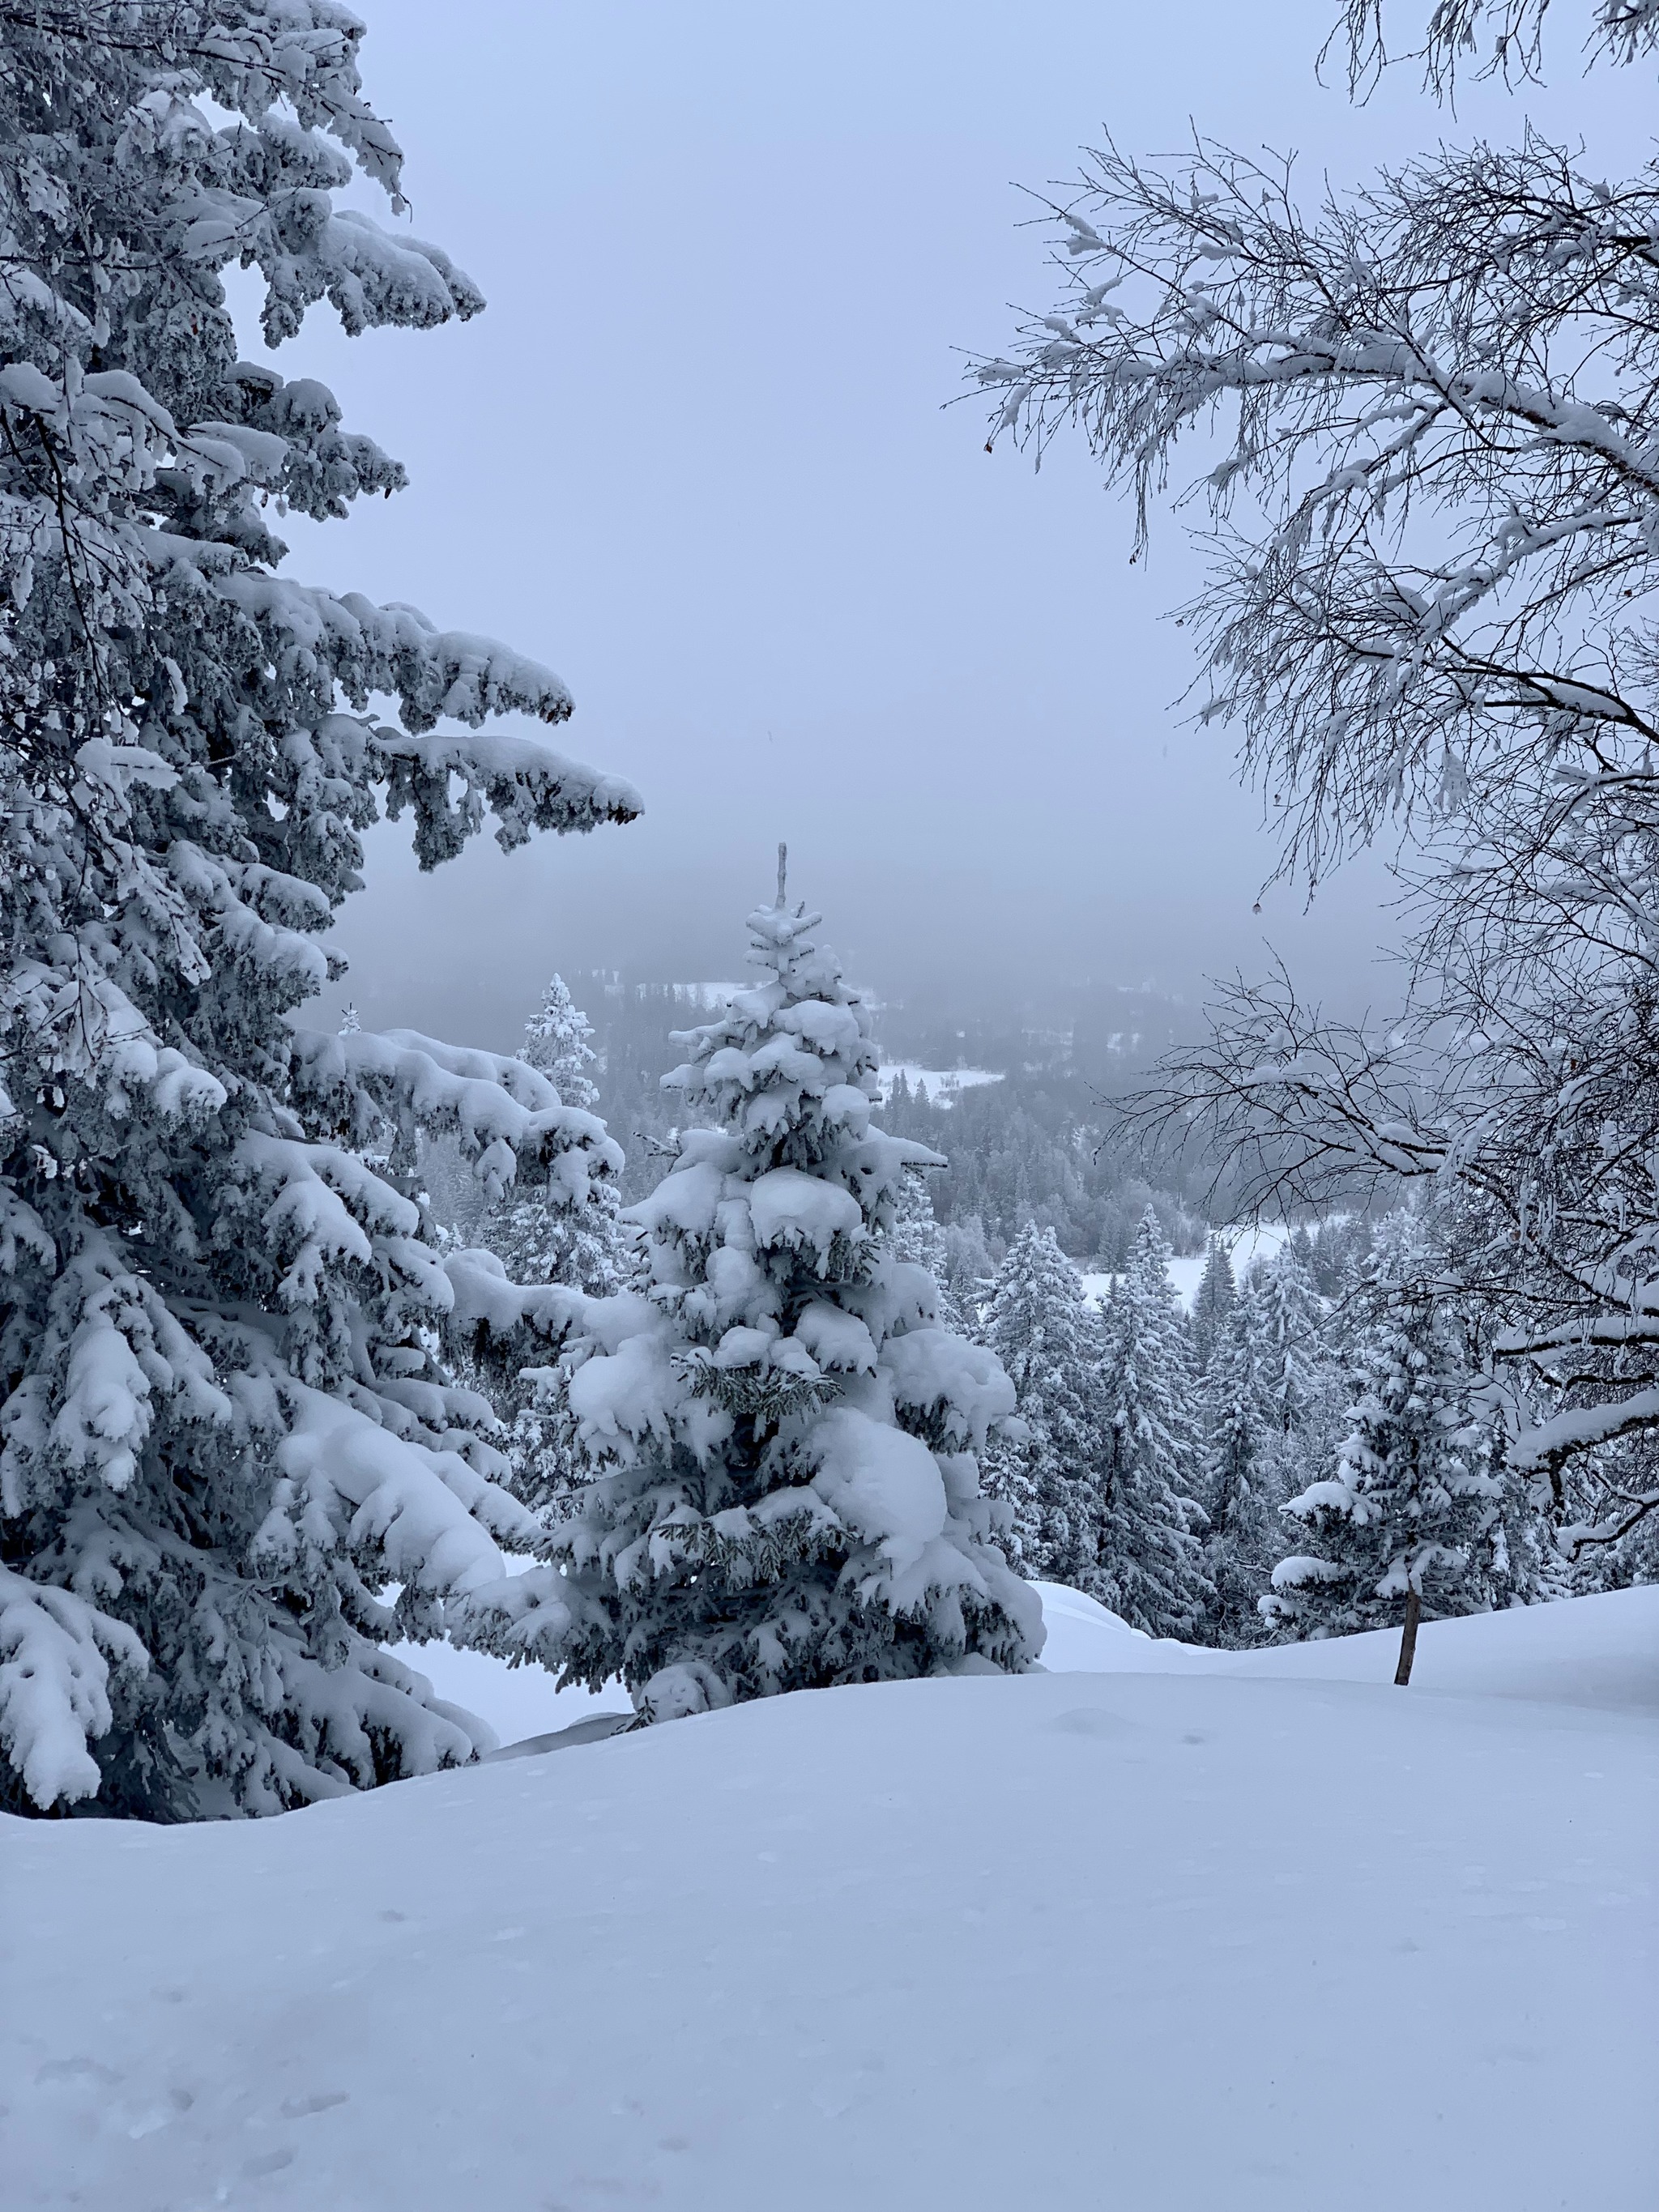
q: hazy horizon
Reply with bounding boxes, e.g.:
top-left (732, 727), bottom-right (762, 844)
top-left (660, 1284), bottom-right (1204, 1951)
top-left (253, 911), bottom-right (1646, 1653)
top-left (243, 0), bottom-right (1653, 1053)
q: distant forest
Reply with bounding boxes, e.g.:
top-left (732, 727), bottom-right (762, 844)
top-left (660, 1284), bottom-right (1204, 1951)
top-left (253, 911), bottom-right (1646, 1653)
top-left (562, 972), bottom-right (1230, 1273)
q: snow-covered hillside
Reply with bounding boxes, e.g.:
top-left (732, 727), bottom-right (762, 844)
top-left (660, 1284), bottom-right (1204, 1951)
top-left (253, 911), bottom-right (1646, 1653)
top-left (1037, 1577), bottom-right (1659, 1711)
top-left (1081, 1220), bottom-right (1293, 1311)
top-left (5, 1589), bottom-right (1654, 2212)
top-left (878, 1061), bottom-right (1003, 1104)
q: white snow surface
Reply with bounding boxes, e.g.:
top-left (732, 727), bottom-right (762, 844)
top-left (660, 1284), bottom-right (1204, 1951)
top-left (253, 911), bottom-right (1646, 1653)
top-left (4, 1588), bottom-right (1654, 2211)
top-left (877, 1061), bottom-right (1002, 1104)
top-left (1034, 1577), bottom-right (1659, 1713)
top-left (1081, 1218), bottom-right (1293, 1311)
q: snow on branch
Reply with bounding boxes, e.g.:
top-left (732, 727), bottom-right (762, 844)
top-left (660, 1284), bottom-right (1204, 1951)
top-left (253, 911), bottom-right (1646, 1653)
top-left (8, 957), bottom-right (229, 1123)
top-left (292, 1025), bottom-right (621, 1191)
top-left (978, 132), bottom-right (1659, 886)
top-left (70, 0), bottom-right (419, 203)
top-left (1510, 1383), bottom-right (1659, 1473)
top-left (1334, 0), bottom-right (1659, 94)
top-left (275, 1380), bottom-right (536, 1598)
top-left (375, 727), bottom-right (643, 866)
top-left (202, 582), bottom-right (580, 738)
top-left (1108, 962), bottom-right (1446, 1217)
top-left (257, 206), bottom-right (484, 346)
top-left (17, 1236), bottom-right (236, 1498)
top-left (0, 1565), bottom-right (146, 1810)
top-left (441, 1246), bottom-right (589, 1357)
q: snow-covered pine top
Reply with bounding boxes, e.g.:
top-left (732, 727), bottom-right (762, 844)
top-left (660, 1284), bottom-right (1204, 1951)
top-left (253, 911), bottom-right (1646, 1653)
top-left (519, 975), bottom-right (600, 1111)
top-left (638, 880), bottom-right (953, 1392)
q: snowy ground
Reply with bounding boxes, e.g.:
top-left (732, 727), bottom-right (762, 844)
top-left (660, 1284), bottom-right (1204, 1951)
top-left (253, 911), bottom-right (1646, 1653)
top-left (1081, 1218), bottom-right (1293, 1311)
top-left (876, 1060), bottom-right (1002, 1104)
top-left (1035, 1576), bottom-right (1659, 1711)
top-left (5, 1591), bottom-right (1653, 2212)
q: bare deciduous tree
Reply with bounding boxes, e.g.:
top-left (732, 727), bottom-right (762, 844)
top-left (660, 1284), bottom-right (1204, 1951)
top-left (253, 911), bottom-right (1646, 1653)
top-left (975, 5), bottom-right (1659, 1553)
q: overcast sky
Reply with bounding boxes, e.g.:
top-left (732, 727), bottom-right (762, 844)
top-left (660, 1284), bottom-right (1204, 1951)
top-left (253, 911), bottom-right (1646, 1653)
top-left (246, 0), bottom-right (1653, 1047)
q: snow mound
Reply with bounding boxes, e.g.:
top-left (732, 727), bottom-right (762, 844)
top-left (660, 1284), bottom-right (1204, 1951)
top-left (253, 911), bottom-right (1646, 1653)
top-left (3, 1590), bottom-right (1653, 2211)
top-left (1034, 1578), bottom-right (1659, 1715)
top-left (1032, 1575), bottom-right (1155, 1667)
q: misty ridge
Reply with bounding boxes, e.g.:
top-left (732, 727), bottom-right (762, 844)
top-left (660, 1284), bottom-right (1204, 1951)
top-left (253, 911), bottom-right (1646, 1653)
top-left (421, 964), bottom-right (1218, 1268)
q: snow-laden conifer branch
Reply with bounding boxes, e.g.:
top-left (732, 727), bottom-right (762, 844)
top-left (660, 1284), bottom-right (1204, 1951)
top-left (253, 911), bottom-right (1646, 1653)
top-left (0, 2), bottom-right (637, 1813)
top-left (0, 1562), bottom-right (147, 1809)
top-left (375, 728), bottom-right (642, 866)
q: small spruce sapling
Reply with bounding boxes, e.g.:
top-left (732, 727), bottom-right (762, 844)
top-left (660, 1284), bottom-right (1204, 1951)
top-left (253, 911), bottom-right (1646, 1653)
top-left (518, 853), bottom-right (1043, 1718)
top-left (1264, 1226), bottom-right (1502, 1681)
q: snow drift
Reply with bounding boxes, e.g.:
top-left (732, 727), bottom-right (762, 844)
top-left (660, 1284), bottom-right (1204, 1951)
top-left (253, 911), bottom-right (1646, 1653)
top-left (3, 1587), bottom-right (1654, 2212)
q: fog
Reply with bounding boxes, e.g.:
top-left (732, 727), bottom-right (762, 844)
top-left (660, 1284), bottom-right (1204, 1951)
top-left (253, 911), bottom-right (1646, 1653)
top-left (247, 0), bottom-right (1653, 1049)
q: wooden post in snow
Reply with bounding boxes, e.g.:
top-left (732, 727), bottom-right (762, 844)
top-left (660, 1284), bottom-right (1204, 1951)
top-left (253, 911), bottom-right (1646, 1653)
top-left (1394, 1587), bottom-right (1422, 1686)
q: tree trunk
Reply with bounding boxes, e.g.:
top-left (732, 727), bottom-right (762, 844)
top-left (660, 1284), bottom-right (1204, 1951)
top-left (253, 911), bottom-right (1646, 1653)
top-left (1394, 1587), bottom-right (1422, 1686)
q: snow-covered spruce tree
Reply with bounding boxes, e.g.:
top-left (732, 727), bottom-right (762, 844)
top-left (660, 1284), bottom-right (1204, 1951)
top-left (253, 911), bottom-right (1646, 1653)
top-left (0, 6), bottom-right (639, 1818)
top-left (472, 977), bottom-right (626, 1515)
top-left (483, 974), bottom-right (623, 1302)
top-left (1253, 1242), bottom-right (1332, 1451)
top-left (520, 971), bottom-right (600, 1109)
top-left (516, 859), bottom-right (1043, 1719)
top-left (947, 1213), bottom-right (997, 1302)
top-left (1091, 1207), bottom-right (1212, 1637)
top-left (1262, 1233), bottom-right (1502, 1680)
top-left (1189, 1232), bottom-right (1235, 1379)
top-left (1200, 1281), bottom-right (1276, 1645)
top-left (1233, 1240), bottom-right (1337, 1548)
top-left (891, 1167), bottom-right (966, 1335)
top-left (978, 1221), bottom-right (1104, 1582)
top-left (1189, 1232), bottom-right (1277, 1638)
